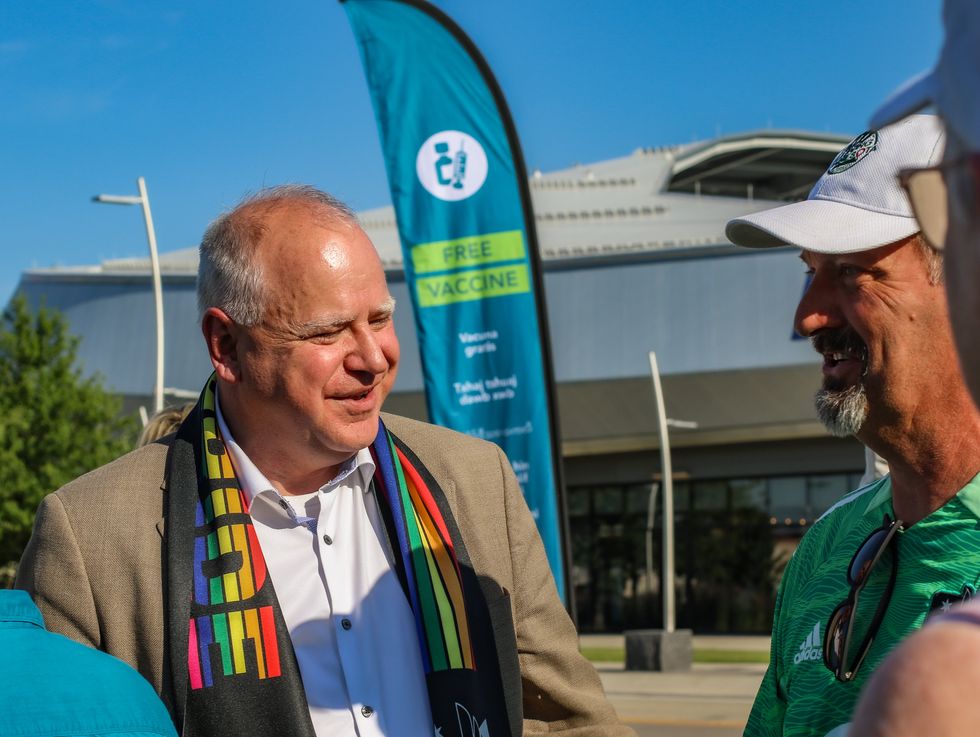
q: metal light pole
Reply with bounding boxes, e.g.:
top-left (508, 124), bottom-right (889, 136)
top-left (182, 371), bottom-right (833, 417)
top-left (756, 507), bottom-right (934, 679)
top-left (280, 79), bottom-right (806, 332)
top-left (644, 420), bottom-right (697, 628)
top-left (93, 177), bottom-right (164, 414)
top-left (648, 350), bottom-right (676, 632)
top-left (625, 352), bottom-right (695, 671)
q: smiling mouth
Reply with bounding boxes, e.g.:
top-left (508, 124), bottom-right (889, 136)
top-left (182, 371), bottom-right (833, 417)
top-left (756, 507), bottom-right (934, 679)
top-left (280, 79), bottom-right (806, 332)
top-left (824, 351), bottom-right (862, 367)
top-left (338, 386), bottom-right (375, 402)
top-left (812, 329), bottom-right (869, 387)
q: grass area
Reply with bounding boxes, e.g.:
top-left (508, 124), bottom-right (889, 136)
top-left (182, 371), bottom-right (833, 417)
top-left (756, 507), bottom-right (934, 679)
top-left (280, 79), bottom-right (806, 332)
top-left (580, 647), bottom-right (626, 663)
top-left (580, 646), bottom-right (769, 665)
top-left (694, 648), bottom-right (769, 664)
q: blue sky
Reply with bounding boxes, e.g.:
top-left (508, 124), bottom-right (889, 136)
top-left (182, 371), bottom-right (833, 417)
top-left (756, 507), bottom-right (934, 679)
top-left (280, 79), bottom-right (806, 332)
top-left (1, 0), bottom-right (942, 305)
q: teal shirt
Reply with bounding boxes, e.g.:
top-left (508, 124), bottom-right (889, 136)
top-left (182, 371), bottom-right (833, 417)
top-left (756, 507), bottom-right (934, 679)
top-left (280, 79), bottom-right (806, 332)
top-left (746, 473), bottom-right (980, 737)
top-left (0, 589), bottom-right (177, 737)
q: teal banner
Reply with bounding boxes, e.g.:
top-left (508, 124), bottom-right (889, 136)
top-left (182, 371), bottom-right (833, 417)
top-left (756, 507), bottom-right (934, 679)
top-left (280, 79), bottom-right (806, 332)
top-left (344, 0), bottom-right (569, 602)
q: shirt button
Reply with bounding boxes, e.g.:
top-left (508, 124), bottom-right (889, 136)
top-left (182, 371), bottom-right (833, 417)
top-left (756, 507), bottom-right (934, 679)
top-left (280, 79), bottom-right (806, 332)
top-left (361, 705), bottom-right (374, 718)
top-left (322, 533), bottom-right (333, 545)
top-left (341, 618), bottom-right (352, 630)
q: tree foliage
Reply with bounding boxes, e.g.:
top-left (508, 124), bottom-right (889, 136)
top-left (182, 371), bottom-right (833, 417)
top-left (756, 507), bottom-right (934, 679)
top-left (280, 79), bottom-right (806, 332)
top-left (0, 294), bottom-right (137, 572)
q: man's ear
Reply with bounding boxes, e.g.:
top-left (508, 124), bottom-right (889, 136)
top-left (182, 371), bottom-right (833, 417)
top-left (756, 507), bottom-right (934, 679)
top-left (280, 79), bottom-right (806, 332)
top-left (202, 308), bottom-right (243, 383)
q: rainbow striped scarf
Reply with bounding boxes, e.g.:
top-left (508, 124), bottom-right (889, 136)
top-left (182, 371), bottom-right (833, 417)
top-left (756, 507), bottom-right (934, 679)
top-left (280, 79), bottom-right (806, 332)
top-left (366, 423), bottom-right (512, 734)
top-left (168, 375), bottom-right (511, 737)
top-left (369, 422), bottom-right (475, 673)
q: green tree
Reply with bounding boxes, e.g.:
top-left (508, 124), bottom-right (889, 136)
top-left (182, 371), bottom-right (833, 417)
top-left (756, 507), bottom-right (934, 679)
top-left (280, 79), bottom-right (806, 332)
top-left (0, 294), bottom-right (137, 576)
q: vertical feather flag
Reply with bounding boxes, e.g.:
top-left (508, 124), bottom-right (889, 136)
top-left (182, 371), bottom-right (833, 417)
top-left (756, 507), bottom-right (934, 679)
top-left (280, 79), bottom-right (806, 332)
top-left (343, 0), bottom-right (571, 603)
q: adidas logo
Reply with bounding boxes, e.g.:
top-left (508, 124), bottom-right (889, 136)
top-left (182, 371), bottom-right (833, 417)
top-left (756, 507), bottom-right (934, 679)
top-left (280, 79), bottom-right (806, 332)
top-left (793, 622), bottom-right (822, 665)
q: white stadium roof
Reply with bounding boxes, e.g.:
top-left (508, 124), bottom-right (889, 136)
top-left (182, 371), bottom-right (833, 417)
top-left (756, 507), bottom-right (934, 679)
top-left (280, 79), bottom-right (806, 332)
top-left (27, 128), bottom-right (851, 278)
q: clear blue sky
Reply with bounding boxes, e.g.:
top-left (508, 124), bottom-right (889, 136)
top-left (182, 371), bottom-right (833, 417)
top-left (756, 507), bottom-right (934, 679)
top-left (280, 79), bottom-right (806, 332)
top-left (0, 0), bottom-right (942, 305)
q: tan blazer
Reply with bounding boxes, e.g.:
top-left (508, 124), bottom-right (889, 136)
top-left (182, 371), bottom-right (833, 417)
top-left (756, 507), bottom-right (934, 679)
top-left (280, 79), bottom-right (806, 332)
top-left (17, 413), bottom-right (633, 736)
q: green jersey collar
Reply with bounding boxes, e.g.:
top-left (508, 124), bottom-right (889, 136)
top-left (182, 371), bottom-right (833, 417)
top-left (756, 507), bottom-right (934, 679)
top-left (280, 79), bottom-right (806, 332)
top-left (864, 476), bottom-right (892, 516)
top-left (864, 471), bottom-right (980, 520)
top-left (955, 471), bottom-right (980, 520)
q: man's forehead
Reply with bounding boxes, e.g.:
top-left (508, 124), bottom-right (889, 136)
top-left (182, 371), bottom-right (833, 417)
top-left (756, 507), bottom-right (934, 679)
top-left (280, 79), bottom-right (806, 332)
top-left (255, 211), bottom-right (379, 266)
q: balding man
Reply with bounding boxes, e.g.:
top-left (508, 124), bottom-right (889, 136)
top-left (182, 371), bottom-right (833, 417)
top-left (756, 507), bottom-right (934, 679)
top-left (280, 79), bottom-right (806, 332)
top-left (16, 185), bottom-right (631, 737)
top-left (726, 115), bottom-right (980, 737)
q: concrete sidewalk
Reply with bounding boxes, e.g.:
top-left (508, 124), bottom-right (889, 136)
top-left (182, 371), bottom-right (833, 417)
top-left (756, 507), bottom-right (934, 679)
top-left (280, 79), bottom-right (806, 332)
top-left (598, 662), bottom-right (765, 728)
top-left (581, 634), bottom-right (769, 730)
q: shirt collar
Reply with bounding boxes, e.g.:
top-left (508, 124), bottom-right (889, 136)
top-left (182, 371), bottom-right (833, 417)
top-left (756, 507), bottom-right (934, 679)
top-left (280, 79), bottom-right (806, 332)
top-left (863, 475), bottom-right (893, 516)
top-left (214, 388), bottom-right (375, 506)
top-left (0, 590), bottom-right (45, 629)
top-left (953, 471), bottom-right (980, 519)
top-left (863, 471), bottom-right (980, 520)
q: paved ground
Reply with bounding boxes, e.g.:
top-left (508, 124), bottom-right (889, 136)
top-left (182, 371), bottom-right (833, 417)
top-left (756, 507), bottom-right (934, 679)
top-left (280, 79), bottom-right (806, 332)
top-left (581, 634), bottom-right (770, 736)
top-left (599, 662), bottom-right (765, 731)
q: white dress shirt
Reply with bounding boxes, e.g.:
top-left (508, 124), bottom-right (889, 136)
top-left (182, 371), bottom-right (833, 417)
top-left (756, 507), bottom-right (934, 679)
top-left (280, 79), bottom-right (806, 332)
top-left (215, 397), bottom-right (433, 736)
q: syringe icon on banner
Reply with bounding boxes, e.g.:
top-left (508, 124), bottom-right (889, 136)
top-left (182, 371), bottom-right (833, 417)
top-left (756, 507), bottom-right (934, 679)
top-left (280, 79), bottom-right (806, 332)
top-left (451, 139), bottom-right (467, 189)
top-left (433, 139), bottom-right (468, 190)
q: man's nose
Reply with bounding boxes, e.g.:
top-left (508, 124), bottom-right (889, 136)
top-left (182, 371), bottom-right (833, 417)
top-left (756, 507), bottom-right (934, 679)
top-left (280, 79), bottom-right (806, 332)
top-left (347, 329), bottom-right (389, 375)
top-left (794, 274), bottom-right (842, 338)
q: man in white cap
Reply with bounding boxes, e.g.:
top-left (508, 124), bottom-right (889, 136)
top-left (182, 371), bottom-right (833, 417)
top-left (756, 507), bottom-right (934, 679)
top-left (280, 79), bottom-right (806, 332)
top-left (846, 3), bottom-right (980, 735)
top-left (726, 114), bottom-right (980, 737)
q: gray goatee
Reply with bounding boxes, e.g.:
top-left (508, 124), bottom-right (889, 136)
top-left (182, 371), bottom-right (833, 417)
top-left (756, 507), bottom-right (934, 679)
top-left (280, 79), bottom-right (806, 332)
top-left (815, 381), bottom-right (868, 437)
top-left (811, 327), bottom-right (869, 437)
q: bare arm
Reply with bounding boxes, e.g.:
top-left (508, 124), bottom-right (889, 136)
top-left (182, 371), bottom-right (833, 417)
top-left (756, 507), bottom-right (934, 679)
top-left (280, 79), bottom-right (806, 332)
top-left (851, 613), bottom-right (980, 736)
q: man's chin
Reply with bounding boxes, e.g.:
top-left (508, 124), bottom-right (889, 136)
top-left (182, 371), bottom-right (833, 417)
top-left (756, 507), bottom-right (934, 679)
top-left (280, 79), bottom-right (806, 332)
top-left (341, 416), bottom-right (382, 448)
top-left (815, 383), bottom-right (869, 438)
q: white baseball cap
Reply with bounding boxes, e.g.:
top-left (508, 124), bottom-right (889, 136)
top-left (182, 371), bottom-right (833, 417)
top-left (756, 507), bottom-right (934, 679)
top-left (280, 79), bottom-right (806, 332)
top-left (870, 0), bottom-right (980, 151)
top-left (725, 115), bottom-right (944, 254)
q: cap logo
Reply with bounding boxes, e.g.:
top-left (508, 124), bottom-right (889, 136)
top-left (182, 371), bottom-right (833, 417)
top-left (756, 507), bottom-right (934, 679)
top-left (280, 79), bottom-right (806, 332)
top-left (827, 130), bottom-right (879, 175)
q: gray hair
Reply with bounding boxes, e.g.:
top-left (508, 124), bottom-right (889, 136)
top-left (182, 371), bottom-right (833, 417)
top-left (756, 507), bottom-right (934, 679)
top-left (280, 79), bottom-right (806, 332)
top-left (912, 233), bottom-right (944, 285)
top-left (197, 184), bottom-right (358, 325)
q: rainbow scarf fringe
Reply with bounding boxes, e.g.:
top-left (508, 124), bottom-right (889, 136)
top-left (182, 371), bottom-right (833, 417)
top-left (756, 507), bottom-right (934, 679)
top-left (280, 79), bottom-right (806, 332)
top-left (370, 423), bottom-right (476, 674)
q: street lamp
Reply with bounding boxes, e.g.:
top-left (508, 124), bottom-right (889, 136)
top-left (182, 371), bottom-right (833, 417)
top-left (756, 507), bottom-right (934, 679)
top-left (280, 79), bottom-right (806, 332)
top-left (646, 355), bottom-right (698, 630)
top-left (93, 177), bottom-right (164, 415)
top-left (648, 351), bottom-right (677, 633)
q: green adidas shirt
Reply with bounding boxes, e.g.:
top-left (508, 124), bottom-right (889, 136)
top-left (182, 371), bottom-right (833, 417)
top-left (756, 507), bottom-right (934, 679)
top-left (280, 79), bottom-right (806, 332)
top-left (746, 473), bottom-right (980, 737)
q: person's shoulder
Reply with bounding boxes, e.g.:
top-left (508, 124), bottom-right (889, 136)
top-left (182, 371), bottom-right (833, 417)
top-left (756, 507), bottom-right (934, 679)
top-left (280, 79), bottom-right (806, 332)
top-left (802, 476), bottom-right (886, 546)
top-left (786, 478), bottom-right (887, 572)
top-left (41, 626), bottom-right (161, 691)
top-left (815, 477), bottom-right (886, 527)
top-left (3, 609), bottom-right (176, 735)
top-left (51, 436), bottom-right (173, 508)
top-left (49, 639), bottom-right (177, 735)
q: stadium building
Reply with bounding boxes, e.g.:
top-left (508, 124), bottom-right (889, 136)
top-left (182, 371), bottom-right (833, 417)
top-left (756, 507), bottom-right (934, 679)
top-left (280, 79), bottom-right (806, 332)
top-left (16, 128), bottom-right (864, 632)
